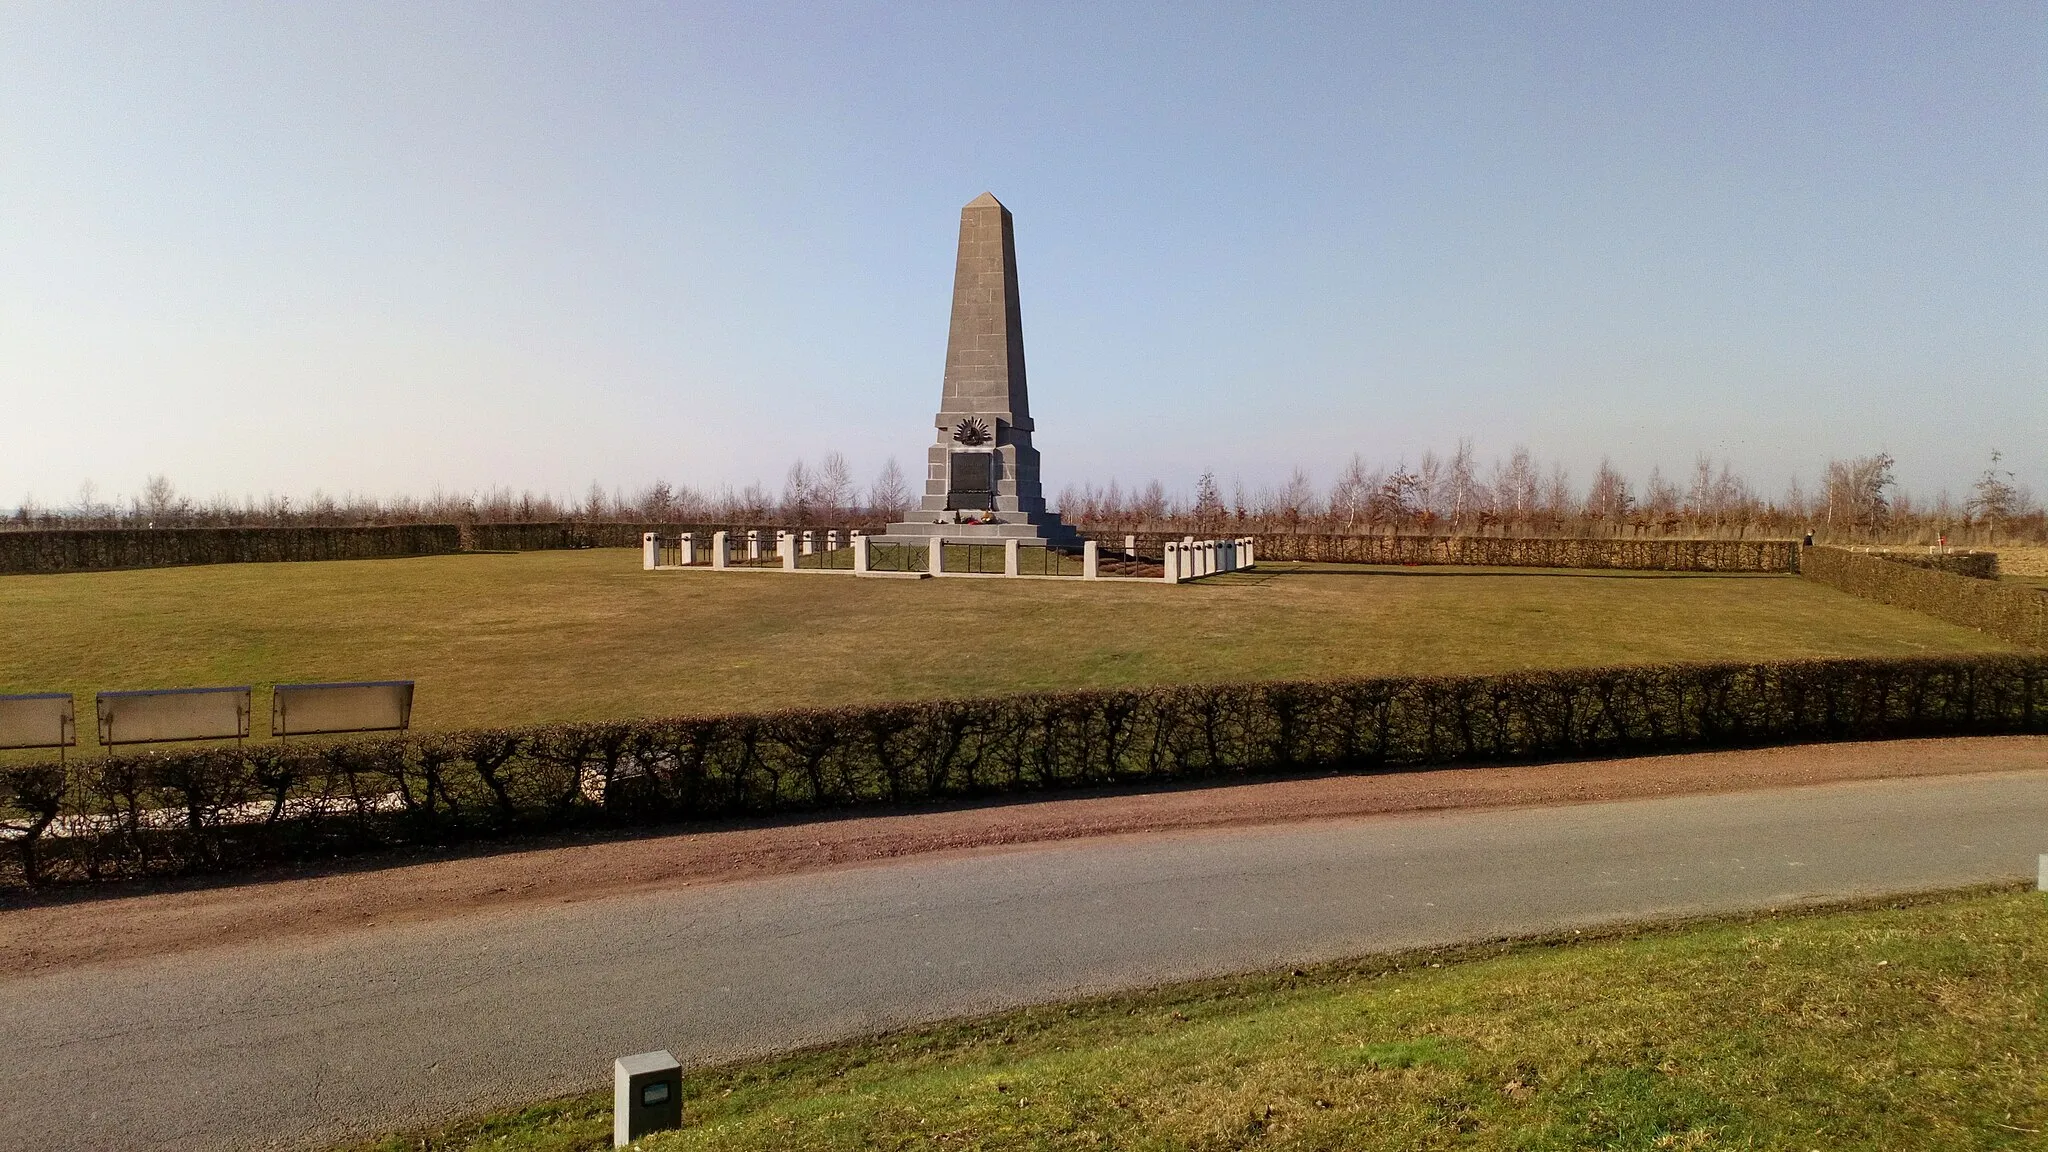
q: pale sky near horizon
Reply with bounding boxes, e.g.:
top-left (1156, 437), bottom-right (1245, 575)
top-left (2, 2), bottom-right (2042, 511)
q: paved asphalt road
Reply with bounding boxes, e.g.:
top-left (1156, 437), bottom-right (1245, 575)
top-left (5, 769), bottom-right (2047, 1151)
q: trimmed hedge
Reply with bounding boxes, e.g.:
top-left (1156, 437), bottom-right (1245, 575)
top-left (1092, 533), bottom-right (1798, 573)
top-left (4, 654), bottom-right (2043, 888)
top-left (1801, 547), bottom-right (2046, 650)
top-left (0, 525), bottom-right (465, 574)
top-left (1865, 550), bottom-right (2000, 580)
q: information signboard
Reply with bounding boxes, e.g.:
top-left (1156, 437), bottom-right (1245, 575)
top-left (0, 693), bottom-right (74, 750)
top-left (271, 681), bottom-right (414, 737)
top-left (96, 687), bottom-right (252, 746)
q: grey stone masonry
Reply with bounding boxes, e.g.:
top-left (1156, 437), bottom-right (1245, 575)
top-left (884, 193), bottom-right (1081, 545)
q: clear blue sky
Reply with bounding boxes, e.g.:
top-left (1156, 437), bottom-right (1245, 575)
top-left (3, 2), bottom-right (2042, 509)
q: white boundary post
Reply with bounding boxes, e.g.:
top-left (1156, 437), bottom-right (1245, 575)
top-left (712, 530), bottom-right (728, 569)
top-left (747, 530), bottom-right (761, 560)
top-left (1004, 537), bottom-right (1020, 577)
top-left (1124, 534), bottom-right (1136, 560)
top-left (801, 530), bottom-right (814, 555)
top-left (781, 532), bottom-right (797, 570)
top-left (1163, 542), bottom-right (1179, 583)
top-left (826, 530), bottom-right (840, 552)
top-left (680, 533), bottom-right (696, 566)
top-left (642, 532), bottom-right (658, 570)
top-left (1083, 539), bottom-right (1099, 579)
top-left (929, 535), bottom-right (945, 575)
top-left (853, 533), bottom-right (869, 574)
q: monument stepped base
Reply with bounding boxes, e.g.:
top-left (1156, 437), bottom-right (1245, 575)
top-left (878, 511), bottom-right (1083, 546)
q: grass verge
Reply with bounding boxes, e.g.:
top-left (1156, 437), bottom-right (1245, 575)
top-left (350, 886), bottom-right (2047, 1151)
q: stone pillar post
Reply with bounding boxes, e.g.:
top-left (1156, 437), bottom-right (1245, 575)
top-left (1004, 537), bottom-right (1020, 577)
top-left (826, 530), bottom-right (840, 552)
top-left (712, 531), bottom-right (729, 569)
top-left (747, 530), bottom-right (761, 560)
top-left (642, 532), bottom-right (658, 570)
top-left (929, 535), bottom-right (945, 576)
top-left (781, 533), bottom-right (797, 571)
top-left (1163, 543), bottom-right (1179, 583)
top-left (801, 531), bottom-right (815, 556)
top-left (1083, 539), bottom-right (1099, 579)
top-left (680, 533), bottom-right (696, 565)
top-left (1124, 534), bottom-right (1136, 560)
top-left (1244, 537), bottom-right (1255, 567)
top-left (853, 533), bottom-right (870, 574)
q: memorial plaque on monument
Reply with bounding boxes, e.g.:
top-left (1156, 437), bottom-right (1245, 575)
top-left (946, 451), bottom-right (995, 510)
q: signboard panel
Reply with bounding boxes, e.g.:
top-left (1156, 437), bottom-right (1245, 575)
top-left (0, 693), bottom-right (74, 750)
top-left (97, 687), bottom-right (251, 745)
top-left (272, 681), bottom-right (414, 737)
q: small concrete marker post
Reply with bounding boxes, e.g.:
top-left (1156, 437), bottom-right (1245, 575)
top-left (680, 533), bottom-right (696, 566)
top-left (641, 533), bottom-right (658, 571)
top-left (781, 532), bottom-right (798, 571)
top-left (801, 530), bottom-right (815, 556)
top-left (1124, 534), bottom-right (1136, 560)
top-left (613, 1050), bottom-right (682, 1147)
top-left (929, 534), bottom-right (945, 576)
top-left (1083, 539), bottom-right (1099, 579)
top-left (2038, 854), bottom-right (2047, 891)
top-left (1005, 537), bottom-right (1020, 577)
top-left (711, 531), bottom-right (728, 570)
top-left (827, 529), bottom-right (840, 552)
top-left (853, 533), bottom-right (870, 574)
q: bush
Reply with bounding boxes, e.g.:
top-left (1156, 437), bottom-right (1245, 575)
top-left (1800, 547), bottom-right (2045, 649)
top-left (5, 654), bottom-right (2042, 888)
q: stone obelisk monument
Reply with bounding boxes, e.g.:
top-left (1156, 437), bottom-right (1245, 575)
top-left (882, 193), bottom-right (1082, 545)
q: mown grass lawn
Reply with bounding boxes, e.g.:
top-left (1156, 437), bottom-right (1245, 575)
top-left (0, 550), bottom-right (2011, 738)
top-left (349, 887), bottom-right (2048, 1151)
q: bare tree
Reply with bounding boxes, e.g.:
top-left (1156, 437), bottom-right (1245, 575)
top-left (1371, 464), bottom-right (1421, 526)
top-left (1191, 469), bottom-right (1227, 531)
top-left (816, 452), bottom-right (856, 517)
top-left (1585, 459), bottom-right (1633, 523)
top-left (781, 460), bottom-right (816, 524)
top-left (1970, 450), bottom-right (2018, 543)
top-left (867, 458), bottom-right (912, 519)
top-left (1821, 453), bottom-right (1895, 536)
top-left (1327, 455), bottom-right (1377, 532)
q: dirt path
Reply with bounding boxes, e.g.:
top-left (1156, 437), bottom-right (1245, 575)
top-left (3, 735), bottom-right (2042, 979)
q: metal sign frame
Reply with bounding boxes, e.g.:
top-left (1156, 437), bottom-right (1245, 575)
top-left (270, 680), bottom-right (415, 738)
top-left (96, 686), bottom-right (252, 746)
top-left (0, 693), bottom-right (76, 760)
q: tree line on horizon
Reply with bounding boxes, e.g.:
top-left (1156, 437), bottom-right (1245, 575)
top-left (8, 445), bottom-right (2040, 545)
